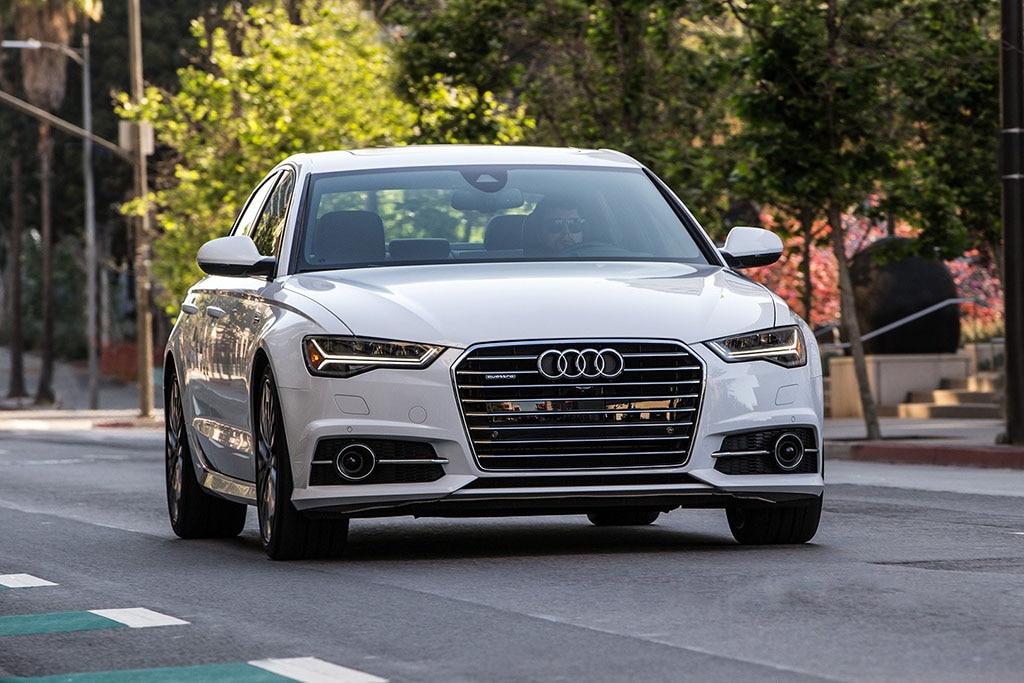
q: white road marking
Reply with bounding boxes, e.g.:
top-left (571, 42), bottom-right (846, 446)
top-left (88, 608), bottom-right (189, 628)
top-left (0, 573), bottom-right (58, 588)
top-left (250, 657), bottom-right (388, 683)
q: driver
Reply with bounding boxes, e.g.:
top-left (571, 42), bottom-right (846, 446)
top-left (525, 195), bottom-right (586, 255)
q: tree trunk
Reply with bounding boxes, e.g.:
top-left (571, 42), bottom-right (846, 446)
top-left (829, 202), bottom-right (882, 440)
top-left (34, 121), bottom-right (55, 405)
top-left (799, 205), bottom-right (815, 322)
top-left (7, 154), bottom-right (28, 399)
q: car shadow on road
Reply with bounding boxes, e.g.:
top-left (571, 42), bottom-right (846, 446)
top-left (315, 516), bottom-right (749, 562)
top-left (215, 512), bottom-right (830, 562)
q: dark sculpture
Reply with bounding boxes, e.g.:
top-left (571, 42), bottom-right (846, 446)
top-left (846, 237), bottom-right (960, 354)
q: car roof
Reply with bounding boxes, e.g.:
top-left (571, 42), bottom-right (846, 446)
top-left (287, 145), bottom-right (645, 174)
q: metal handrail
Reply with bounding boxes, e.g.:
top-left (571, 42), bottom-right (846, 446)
top-left (819, 297), bottom-right (985, 349)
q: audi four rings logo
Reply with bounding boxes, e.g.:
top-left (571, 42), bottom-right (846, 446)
top-left (537, 348), bottom-right (625, 380)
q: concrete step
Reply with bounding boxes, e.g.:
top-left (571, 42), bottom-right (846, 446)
top-left (897, 402), bottom-right (1003, 419)
top-left (907, 389), bottom-right (999, 405)
top-left (941, 373), bottom-right (1003, 392)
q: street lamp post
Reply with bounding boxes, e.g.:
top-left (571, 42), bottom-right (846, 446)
top-left (2, 36), bottom-right (100, 410)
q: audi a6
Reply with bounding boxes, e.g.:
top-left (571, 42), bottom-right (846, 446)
top-left (164, 145), bottom-right (824, 560)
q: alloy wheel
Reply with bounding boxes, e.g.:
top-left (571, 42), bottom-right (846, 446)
top-left (257, 375), bottom-right (279, 546)
top-left (165, 379), bottom-right (185, 525)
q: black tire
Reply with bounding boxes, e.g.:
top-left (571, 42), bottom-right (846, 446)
top-left (165, 366), bottom-right (247, 539)
top-left (726, 496), bottom-right (822, 545)
top-left (587, 508), bottom-right (661, 526)
top-left (255, 366), bottom-right (348, 561)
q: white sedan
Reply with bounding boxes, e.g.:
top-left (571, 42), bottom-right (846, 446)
top-left (164, 145), bottom-right (824, 560)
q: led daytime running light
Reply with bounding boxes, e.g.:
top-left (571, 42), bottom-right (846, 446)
top-left (707, 326), bottom-right (806, 368)
top-left (304, 336), bottom-right (443, 377)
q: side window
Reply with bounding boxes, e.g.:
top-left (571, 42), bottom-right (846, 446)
top-left (231, 172), bottom-right (279, 238)
top-left (251, 170), bottom-right (296, 256)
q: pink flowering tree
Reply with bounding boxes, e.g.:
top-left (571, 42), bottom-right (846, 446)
top-left (747, 211), bottom-right (1004, 339)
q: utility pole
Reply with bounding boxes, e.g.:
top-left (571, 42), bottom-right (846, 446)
top-left (129, 0), bottom-right (154, 418)
top-left (1000, 0), bottom-right (1024, 445)
top-left (82, 31), bottom-right (98, 409)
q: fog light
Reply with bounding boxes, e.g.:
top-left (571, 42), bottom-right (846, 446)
top-left (335, 443), bottom-right (377, 481)
top-left (773, 433), bottom-right (805, 471)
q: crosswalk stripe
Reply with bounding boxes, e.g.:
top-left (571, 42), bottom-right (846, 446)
top-left (0, 574), bottom-right (57, 589)
top-left (0, 658), bottom-right (386, 682)
top-left (0, 609), bottom-right (187, 637)
top-left (250, 657), bottom-right (388, 683)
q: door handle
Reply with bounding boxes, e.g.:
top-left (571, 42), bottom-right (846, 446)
top-left (206, 306), bottom-right (226, 320)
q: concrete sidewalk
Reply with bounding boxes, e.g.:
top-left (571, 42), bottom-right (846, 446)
top-left (0, 347), bottom-right (162, 429)
top-left (1, 346), bottom-right (1022, 468)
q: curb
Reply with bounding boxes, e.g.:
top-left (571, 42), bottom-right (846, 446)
top-left (0, 410), bottom-right (162, 432)
top-left (827, 440), bottom-right (1024, 469)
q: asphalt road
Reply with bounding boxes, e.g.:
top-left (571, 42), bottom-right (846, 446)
top-left (2, 428), bottom-right (1024, 682)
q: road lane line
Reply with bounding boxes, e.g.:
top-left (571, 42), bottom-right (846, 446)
top-left (1, 609), bottom-right (187, 637)
top-left (0, 574), bottom-right (57, 589)
top-left (87, 608), bottom-right (189, 628)
top-left (0, 658), bottom-right (385, 682)
top-left (250, 657), bottom-right (388, 683)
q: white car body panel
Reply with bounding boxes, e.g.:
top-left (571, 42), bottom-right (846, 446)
top-left (165, 145), bottom-right (824, 548)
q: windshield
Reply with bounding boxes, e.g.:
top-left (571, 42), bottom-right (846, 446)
top-left (294, 165), bottom-right (710, 271)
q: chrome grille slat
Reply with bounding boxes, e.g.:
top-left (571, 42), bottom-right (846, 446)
top-left (470, 423), bottom-right (694, 433)
top-left (480, 449), bottom-right (690, 458)
top-left (454, 340), bottom-right (704, 471)
top-left (458, 365), bottom-right (697, 377)
top-left (468, 411), bottom-right (700, 421)
top-left (456, 380), bottom-right (700, 391)
top-left (460, 392), bottom-right (700, 404)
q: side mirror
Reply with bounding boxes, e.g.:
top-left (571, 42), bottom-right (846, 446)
top-left (719, 226), bottom-right (783, 268)
top-left (197, 235), bottom-right (276, 278)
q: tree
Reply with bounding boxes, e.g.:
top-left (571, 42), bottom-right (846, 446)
top-left (5, 0), bottom-right (100, 404)
top-left (729, 0), bottom-right (914, 440)
top-left (0, 18), bottom-right (32, 399)
top-left (387, 1), bottom-right (743, 232)
top-left (122, 0), bottom-right (420, 307)
top-left (883, 0), bottom-right (1000, 270)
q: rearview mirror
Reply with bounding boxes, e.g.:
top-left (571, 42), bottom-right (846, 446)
top-left (197, 235), bottom-right (276, 278)
top-left (451, 188), bottom-right (524, 212)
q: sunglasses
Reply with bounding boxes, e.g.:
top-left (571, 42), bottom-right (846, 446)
top-left (544, 217), bottom-right (585, 234)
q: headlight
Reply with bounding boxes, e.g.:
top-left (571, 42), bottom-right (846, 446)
top-left (706, 325), bottom-right (807, 368)
top-left (303, 336), bottom-right (445, 378)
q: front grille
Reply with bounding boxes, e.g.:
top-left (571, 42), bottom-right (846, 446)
top-left (454, 340), bottom-right (704, 470)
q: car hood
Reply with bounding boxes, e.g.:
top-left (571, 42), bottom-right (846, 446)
top-left (282, 262), bottom-right (779, 347)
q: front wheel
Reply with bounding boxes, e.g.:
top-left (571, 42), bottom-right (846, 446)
top-left (726, 496), bottom-right (822, 545)
top-left (165, 366), bottom-right (246, 539)
top-left (255, 365), bottom-right (348, 560)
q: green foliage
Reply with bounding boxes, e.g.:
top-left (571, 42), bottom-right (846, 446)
top-left (881, 0), bottom-right (1000, 260)
top-left (119, 0), bottom-right (419, 307)
top-left (389, 1), bottom-right (743, 233)
top-left (0, 230), bottom-right (88, 359)
top-left (730, 0), bottom-right (903, 222)
top-left (729, 0), bottom-right (1000, 263)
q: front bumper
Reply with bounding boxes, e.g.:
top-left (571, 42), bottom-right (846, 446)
top-left (276, 342), bottom-right (825, 518)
